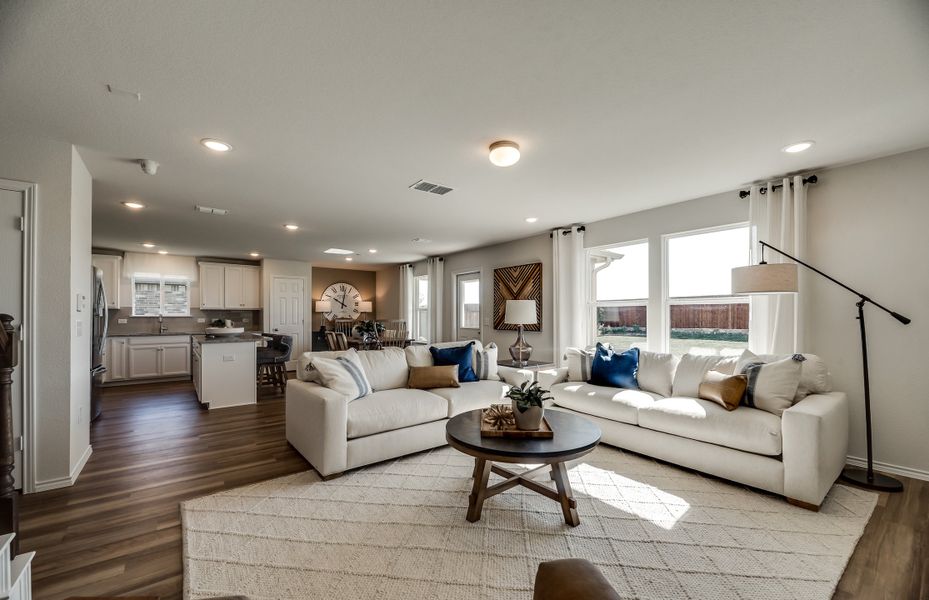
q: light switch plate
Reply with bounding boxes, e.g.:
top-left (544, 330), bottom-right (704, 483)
top-left (222, 354), bottom-right (235, 362)
top-left (117, 318), bottom-right (128, 324)
top-left (197, 318), bottom-right (206, 323)
top-left (75, 319), bottom-right (83, 337)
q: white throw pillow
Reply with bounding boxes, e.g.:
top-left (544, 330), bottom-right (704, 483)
top-left (737, 350), bottom-right (832, 401)
top-left (298, 350), bottom-right (348, 382)
top-left (564, 347), bottom-right (596, 382)
top-left (404, 339), bottom-right (484, 368)
top-left (637, 351), bottom-right (678, 397)
top-left (474, 342), bottom-right (500, 381)
top-left (310, 348), bottom-right (372, 400)
top-left (737, 352), bottom-right (803, 415)
top-left (355, 347), bottom-right (409, 391)
top-left (672, 354), bottom-right (725, 398)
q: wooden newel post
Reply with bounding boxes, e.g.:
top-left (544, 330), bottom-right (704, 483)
top-left (0, 314), bottom-right (19, 555)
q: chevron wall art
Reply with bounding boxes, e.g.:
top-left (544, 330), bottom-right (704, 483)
top-left (493, 262), bottom-right (542, 331)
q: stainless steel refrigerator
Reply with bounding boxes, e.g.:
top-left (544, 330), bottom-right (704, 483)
top-left (90, 266), bottom-right (109, 421)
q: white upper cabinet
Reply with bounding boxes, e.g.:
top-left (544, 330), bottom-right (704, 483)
top-left (199, 262), bottom-right (261, 310)
top-left (92, 254), bottom-right (121, 309)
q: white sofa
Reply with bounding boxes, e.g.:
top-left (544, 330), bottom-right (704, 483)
top-left (538, 351), bottom-right (848, 509)
top-left (286, 341), bottom-right (530, 478)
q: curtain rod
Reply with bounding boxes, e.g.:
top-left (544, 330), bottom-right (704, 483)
top-left (549, 225), bottom-right (586, 238)
top-left (738, 174), bottom-right (818, 199)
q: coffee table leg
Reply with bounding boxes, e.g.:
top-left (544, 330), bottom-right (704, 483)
top-left (551, 461), bottom-right (580, 527)
top-left (467, 458), bottom-right (492, 523)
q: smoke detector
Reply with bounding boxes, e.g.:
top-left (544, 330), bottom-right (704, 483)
top-left (140, 159), bottom-right (159, 175)
top-left (409, 179), bottom-right (454, 195)
top-left (195, 205), bottom-right (229, 216)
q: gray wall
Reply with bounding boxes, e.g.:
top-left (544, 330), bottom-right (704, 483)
top-left (375, 266), bottom-right (400, 321)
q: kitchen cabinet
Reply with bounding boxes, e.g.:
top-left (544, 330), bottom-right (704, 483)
top-left (191, 335), bottom-right (257, 409)
top-left (92, 254), bottom-right (122, 309)
top-left (127, 345), bottom-right (161, 379)
top-left (104, 337), bottom-right (128, 382)
top-left (160, 342), bottom-right (192, 376)
top-left (106, 335), bottom-right (191, 383)
top-left (199, 262), bottom-right (261, 310)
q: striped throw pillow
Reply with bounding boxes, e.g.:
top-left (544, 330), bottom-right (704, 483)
top-left (474, 342), bottom-right (500, 381)
top-left (564, 347), bottom-right (596, 382)
top-left (310, 348), bottom-right (372, 400)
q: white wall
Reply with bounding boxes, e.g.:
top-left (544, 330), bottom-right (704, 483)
top-left (0, 130), bottom-right (87, 489)
top-left (806, 147), bottom-right (929, 477)
top-left (69, 147), bottom-right (92, 474)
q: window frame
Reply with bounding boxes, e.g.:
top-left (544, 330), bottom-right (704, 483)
top-left (413, 274), bottom-right (430, 341)
top-left (131, 274), bottom-right (192, 317)
top-left (661, 222), bottom-right (750, 355)
top-left (586, 238), bottom-right (649, 349)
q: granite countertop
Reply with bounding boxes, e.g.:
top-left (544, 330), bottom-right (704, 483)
top-left (191, 333), bottom-right (266, 344)
top-left (109, 332), bottom-right (202, 337)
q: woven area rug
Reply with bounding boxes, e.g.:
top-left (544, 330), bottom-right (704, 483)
top-left (182, 446), bottom-right (876, 600)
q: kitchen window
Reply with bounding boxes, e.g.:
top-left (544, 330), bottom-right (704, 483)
top-left (589, 241), bottom-right (649, 350)
top-left (132, 274), bottom-right (191, 317)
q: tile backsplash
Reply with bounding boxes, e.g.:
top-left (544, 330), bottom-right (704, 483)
top-left (106, 308), bottom-right (262, 336)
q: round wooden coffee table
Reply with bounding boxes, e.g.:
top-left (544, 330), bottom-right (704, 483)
top-left (445, 409), bottom-right (601, 527)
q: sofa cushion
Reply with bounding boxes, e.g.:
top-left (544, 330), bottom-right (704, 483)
top-left (672, 354), bottom-right (726, 398)
top-left (638, 397), bottom-right (783, 456)
top-left (637, 350), bottom-right (678, 397)
top-left (298, 350), bottom-right (347, 382)
top-left (346, 388), bottom-right (448, 439)
top-left (550, 381), bottom-right (662, 425)
top-left (739, 350), bottom-right (832, 401)
top-left (310, 349), bottom-right (372, 401)
top-left (355, 347), bottom-right (409, 391)
top-left (405, 339), bottom-right (484, 368)
top-left (429, 380), bottom-right (509, 417)
top-left (430, 342), bottom-right (479, 383)
top-left (408, 365), bottom-right (459, 390)
top-left (589, 344), bottom-right (639, 389)
top-left (563, 347), bottom-right (595, 382)
top-left (474, 342), bottom-right (500, 381)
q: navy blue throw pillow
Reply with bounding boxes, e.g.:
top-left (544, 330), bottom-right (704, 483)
top-left (588, 343), bottom-right (639, 389)
top-left (430, 342), bottom-right (478, 383)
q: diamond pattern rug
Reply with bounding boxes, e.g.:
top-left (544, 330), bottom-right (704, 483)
top-left (182, 445), bottom-right (876, 600)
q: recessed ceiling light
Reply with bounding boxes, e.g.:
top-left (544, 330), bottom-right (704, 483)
top-left (200, 138), bottom-right (233, 152)
top-left (249, 252), bottom-right (260, 257)
top-left (781, 140), bottom-right (815, 153)
top-left (489, 140), bottom-right (520, 167)
top-left (368, 249), bottom-right (378, 254)
top-left (525, 217), bottom-right (538, 223)
top-left (284, 224), bottom-right (299, 231)
top-left (157, 250), bottom-right (168, 255)
top-left (411, 237), bottom-right (431, 244)
top-left (345, 257), bottom-right (353, 262)
top-left (324, 248), bottom-right (355, 255)
top-left (141, 243), bottom-right (156, 248)
top-left (123, 201), bottom-right (145, 209)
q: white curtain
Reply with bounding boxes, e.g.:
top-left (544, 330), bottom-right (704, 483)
top-left (748, 176), bottom-right (807, 354)
top-left (552, 226), bottom-right (586, 365)
top-left (398, 264), bottom-right (414, 334)
top-left (426, 257), bottom-right (444, 342)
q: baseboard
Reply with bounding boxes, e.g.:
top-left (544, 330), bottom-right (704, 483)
top-left (846, 455), bottom-right (929, 483)
top-left (34, 445), bottom-right (93, 493)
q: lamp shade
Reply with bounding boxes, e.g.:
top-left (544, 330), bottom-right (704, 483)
top-left (315, 300), bottom-right (332, 313)
top-left (732, 263), bottom-right (799, 294)
top-left (504, 299), bottom-right (537, 325)
top-left (358, 301), bottom-right (373, 313)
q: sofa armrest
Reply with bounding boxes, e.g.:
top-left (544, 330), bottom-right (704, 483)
top-left (498, 365), bottom-right (534, 387)
top-left (286, 379), bottom-right (349, 477)
top-left (781, 391), bottom-right (848, 507)
top-left (536, 367), bottom-right (569, 390)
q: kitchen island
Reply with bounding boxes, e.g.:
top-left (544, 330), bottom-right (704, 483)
top-left (191, 333), bottom-right (262, 409)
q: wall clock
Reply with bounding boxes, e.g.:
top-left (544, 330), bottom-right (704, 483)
top-left (321, 282), bottom-right (361, 320)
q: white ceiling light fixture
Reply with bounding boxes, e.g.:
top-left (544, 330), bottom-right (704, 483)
top-left (200, 138), bottom-right (233, 152)
top-left (781, 140), bottom-right (815, 153)
top-left (489, 140), bottom-right (520, 167)
top-left (324, 248), bottom-right (354, 255)
top-left (368, 249), bottom-right (378, 254)
top-left (141, 242), bottom-right (156, 248)
top-left (123, 201), bottom-right (145, 209)
top-left (345, 257), bottom-right (353, 262)
top-left (157, 250), bottom-right (168, 255)
top-left (249, 252), bottom-right (260, 257)
top-left (525, 217), bottom-right (538, 223)
top-left (284, 224), bottom-right (299, 230)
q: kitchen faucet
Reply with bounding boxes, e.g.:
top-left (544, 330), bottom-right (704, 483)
top-left (158, 314), bottom-right (168, 334)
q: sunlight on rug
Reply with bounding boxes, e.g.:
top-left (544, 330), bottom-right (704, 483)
top-left (182, 445), bottom-right (876, 600)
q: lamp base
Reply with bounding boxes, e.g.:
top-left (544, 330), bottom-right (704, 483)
top-left (839, 466), bottom-right (904, 492)
top-left (508, 325), bottom-right (532, 366)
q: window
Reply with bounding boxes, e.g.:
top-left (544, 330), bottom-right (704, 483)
top-left (413, 275), bottom-right (429, 341)
top-left (132, 274), bottom-right (191, 317)
top-left (589, 241), bottom-right (648, 350)
top-left (457, 273), bottom-right (480, 331)
top-left (665, 225), bottom-right (749, 356)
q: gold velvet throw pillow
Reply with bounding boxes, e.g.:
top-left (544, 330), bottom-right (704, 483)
top-left (408, 365), bottom-right (460, 389)
top-left (698, 371), bottom-right (747, 411)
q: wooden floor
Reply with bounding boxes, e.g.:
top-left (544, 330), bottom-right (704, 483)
top-left (18, 381), bottom-right (928, 600)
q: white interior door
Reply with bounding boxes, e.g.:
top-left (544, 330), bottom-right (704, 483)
top-left (0, 187), bottom-right (24, 489)
top-left (270, 277), bottom-right (305, 369)
top-left (456, 272), bottom-right (481, 341)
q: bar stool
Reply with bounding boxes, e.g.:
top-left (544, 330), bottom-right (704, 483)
top-left (257, 334), bottom-right (293, 392)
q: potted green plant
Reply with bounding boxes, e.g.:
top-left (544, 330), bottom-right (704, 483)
top-left (505, 381), bottom-right (552, 430)
top-left (353, 320), bottom-right (385, 343)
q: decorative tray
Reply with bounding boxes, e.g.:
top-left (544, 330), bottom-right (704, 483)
top-left (480, 404), bottom-right (553, 439)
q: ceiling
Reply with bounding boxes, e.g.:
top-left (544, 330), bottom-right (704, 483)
top-left (1, 1), bottom-right (928, 267)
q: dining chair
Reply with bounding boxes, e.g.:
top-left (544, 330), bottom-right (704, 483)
top-left (334, 319), bottom-right (355, 337)
top-left (326, 331), bottom-right (348, 351)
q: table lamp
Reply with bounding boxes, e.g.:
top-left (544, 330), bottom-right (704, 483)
top-left (358, 301), bottom-right (373, 321)
top-left (505, 299), bottom-right (537, 366)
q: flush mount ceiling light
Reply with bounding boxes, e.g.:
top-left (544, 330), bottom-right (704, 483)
top-left (489, 140), bottom-right (520, 167)
top-left (157, 250), bottom-right (168, 255)
top-left (324, 248), bottom-right (354, 255)
top-left (781, 140), bottom-right (815, 153)
top-left (141, 242), bottom-right (156, 248)
top-left (284, 224), bottom-right (299, 231)
top-left (200, 138), bottom-right (233, 152)
top-left (368, 249), bottom-right (378, 254)
top-left (345, 257), bottom-right (353, 262)
top-left (525, 217), bottom-right (538, 223)
top-left (123, 201), bottom-right (145, 209)
top-left (249, 252), bottom-right (260, 257)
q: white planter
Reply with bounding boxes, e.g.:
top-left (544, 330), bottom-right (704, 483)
top-left (512, 400), bottom-right (544, 431)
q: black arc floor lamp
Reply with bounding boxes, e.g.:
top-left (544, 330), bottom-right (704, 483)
top-left (732, 240), bottom-right (911, 492)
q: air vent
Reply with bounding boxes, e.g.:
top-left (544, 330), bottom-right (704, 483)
top-left (195, 205), bottom-right (229, 216)
top-left (409, 179), bottom-right (454, 195)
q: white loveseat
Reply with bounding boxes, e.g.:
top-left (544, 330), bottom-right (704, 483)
top-left (538, 350), bottom-right (848, 509)
top-left (286, 341), bottom-right (530, 478)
